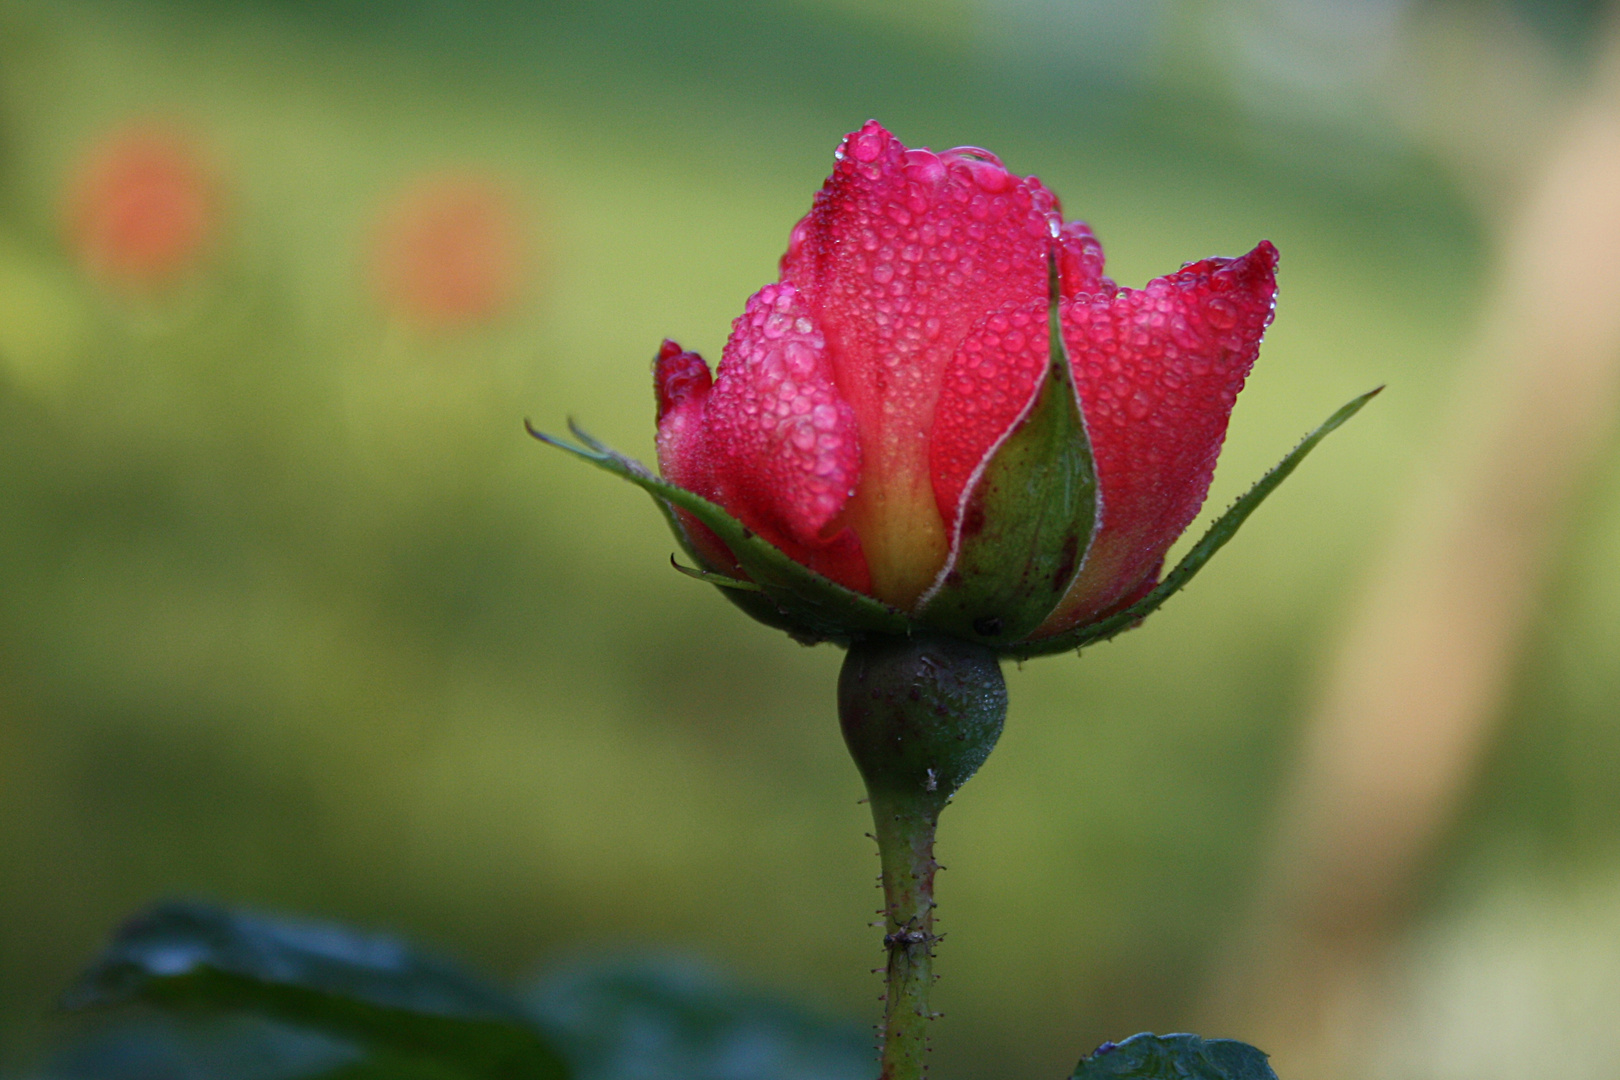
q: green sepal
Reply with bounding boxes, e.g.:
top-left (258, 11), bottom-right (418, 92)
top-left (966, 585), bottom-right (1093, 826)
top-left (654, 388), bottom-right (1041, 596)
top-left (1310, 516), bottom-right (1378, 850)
top-left (656, 494), bottom-right (828, 641)
top-left (60, 900), bottom-right (569, 1080)
top-left (1012, 386), bottom-right (1382, 660)
top-left (918, 255), bottom-right (1097, 646)
top-left (1073, 1033), bottom-right (1278, 1079)
top-left (669, 555), bottom-right (764, 591)
top-left (526, 420), bottom-right (910, 643)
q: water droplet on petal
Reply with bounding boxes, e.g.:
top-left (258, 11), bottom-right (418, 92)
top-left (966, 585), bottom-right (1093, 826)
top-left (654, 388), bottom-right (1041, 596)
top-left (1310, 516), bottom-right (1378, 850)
top-left (1204, 296), bottom-right (1237, 329)
top-left (853, 129), bottom-right (884, 163)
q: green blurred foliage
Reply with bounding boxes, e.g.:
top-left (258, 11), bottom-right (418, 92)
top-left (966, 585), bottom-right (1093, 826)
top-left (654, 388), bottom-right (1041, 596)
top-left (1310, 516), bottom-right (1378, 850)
top-left (0, 1), bottom-right (1616, 1078)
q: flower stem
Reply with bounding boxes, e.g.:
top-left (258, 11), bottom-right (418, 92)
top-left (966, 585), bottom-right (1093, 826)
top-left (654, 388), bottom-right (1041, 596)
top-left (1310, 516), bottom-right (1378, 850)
top-left (870, 790), bottom-right (941, 1080)
top-left (837, 633), bottom-right (1007, 1080)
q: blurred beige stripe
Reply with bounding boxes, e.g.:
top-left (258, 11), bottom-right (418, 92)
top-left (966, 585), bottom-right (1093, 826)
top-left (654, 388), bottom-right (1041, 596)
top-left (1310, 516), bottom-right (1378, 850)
top-left (1204, 15), bottom-right (1620, 1079)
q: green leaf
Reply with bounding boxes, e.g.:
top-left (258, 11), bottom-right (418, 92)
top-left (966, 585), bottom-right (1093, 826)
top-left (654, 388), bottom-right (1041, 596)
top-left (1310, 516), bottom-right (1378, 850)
top-left (1072, 1033), bottom-right (1278, 1079)
top-left (1012, 386), bottom-right (1382, 660)
top-left (59, 900), bottom-right (569, 1080)
top-left (525, 954), bottom-right (872, 1080)
top-left (919, 255), bottom-right (1098, 645)
top-left (526, 419), bottom-right (910, 642)
top-left (39, 1014), bottom-right (365, 1080)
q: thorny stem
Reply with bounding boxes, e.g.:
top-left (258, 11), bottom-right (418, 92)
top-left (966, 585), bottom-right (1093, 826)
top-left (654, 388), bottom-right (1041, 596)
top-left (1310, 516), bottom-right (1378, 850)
top-left (837, 633), bottom-right (1006, 1080)
top-left (870, 790), bottom-right (941, 1080)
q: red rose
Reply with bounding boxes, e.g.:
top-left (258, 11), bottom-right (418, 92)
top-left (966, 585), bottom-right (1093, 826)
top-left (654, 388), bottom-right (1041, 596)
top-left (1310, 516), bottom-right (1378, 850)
top-left (536, 122), bottom-right (1370, 655)
top-left (654, 122), bottom-right (1274, 639)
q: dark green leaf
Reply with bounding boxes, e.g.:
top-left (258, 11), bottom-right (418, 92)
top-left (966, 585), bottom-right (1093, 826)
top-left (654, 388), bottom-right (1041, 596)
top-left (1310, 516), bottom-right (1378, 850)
top-left (919, 256), bottom-right (1098, 645)
top-left (38, 1013), bottom-right (364, 1080)
top-left (61, 900), bottom-right (568, 1080)
top-left (525, 955), bottom-right (872, 1080)
top-left (1072, 1033), bottom-right (1278, 1079)
top-left (527, 419), bottom-right (910, 641)
top-left (1012, 387), bottom-right (1382, 659)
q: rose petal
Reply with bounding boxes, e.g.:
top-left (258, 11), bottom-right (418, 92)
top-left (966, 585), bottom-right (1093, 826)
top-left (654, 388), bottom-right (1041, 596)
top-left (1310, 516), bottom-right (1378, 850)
top-left (929, 300), bottom-right (1050, 532)
top-left (653, 340), bottom-right (739, 575)
top-left (779, 120), bottom-right (1066, 607)
top-left (928, 222), bottom-right (1113, 535)
top-left (1038, 240), bottom-right (1278, 634)
top-left (674, 283), bottom-right (871, 592)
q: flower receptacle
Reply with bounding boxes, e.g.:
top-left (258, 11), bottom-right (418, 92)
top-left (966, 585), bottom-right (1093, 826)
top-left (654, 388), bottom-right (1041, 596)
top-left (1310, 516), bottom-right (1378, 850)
top-left (837, 633), bottom-right (1006, 809)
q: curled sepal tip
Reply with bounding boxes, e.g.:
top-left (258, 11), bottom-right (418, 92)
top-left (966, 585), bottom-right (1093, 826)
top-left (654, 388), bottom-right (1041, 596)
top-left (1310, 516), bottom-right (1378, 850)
top-left (669, 555), bottom-right (763, 592)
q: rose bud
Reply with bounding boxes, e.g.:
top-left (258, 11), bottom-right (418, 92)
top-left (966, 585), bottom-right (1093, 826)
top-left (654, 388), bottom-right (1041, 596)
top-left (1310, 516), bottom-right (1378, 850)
top-left (533, 121), bottom-right (1376, 655)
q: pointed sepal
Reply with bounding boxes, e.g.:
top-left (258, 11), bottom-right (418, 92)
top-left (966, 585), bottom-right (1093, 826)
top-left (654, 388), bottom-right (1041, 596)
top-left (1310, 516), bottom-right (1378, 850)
top-left (1013, 386), bottom-right (1382, 659)
top-left (527, 420), bottom-right (910, 643)
top-left (917, 254), bottom-right (1098, 647)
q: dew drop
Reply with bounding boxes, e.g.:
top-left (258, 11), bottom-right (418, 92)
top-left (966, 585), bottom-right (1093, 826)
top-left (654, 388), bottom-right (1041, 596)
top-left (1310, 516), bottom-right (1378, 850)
top-left (1204, 297), bottom-right (1237, 329)
top-left (853, 129), bottom-right (884, 163)
top-left (969, 161), bottom-right (1012, 193)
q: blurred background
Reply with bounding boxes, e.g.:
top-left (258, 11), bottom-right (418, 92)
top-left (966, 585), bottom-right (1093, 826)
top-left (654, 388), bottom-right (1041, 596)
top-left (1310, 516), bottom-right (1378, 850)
top-left (3, 0), bottom-right (1620, 1077)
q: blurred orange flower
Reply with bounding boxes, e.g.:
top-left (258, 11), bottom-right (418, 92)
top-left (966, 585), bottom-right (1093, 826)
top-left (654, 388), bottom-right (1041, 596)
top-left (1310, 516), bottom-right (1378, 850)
top-left (372, 174), bottom-right (527, 328)
top-left (64, 123), bottom-right (217, 293)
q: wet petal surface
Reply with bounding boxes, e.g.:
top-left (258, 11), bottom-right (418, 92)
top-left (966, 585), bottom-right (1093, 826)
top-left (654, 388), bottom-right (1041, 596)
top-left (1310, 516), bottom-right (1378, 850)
top-left (1040, 240), bottom-right (1278, 634)
top-left (780, 121), bottom-right (1067, 607)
